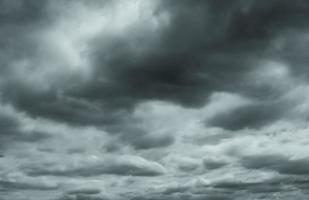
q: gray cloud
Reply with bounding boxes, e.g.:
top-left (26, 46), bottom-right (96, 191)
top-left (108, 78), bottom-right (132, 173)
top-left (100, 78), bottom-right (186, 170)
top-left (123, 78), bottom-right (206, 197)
top-left (78, 0), bottom-right (309, 111)
top-left (59, 188), bottom-right (107, 200)
top-left (206, 100), bottom-right (287, 130)
top-left (0, 106), bottom-right (49, 152)
top-left (241, 154), bottom-right (309, 175)
top-left (59, 194), bottom-right (109, 200)
top-left (67, 188), bottom-right (101, 195)
top-left (2, 0), bottom-right (309, 127)
top-left (131, 176), bottom-right (309, 200)
top-left (24, 156), bottom-right (165, 177)
top-left (0, 180), bottom-right (58, 191)
top-left (203, 158), bottom-right (228, 170)
top-left (118, 127), bottom-right (174, 150)
top-left (1, 0), bottom-right (309, 199)
top-left (0, 0), bottom-right (307, 144)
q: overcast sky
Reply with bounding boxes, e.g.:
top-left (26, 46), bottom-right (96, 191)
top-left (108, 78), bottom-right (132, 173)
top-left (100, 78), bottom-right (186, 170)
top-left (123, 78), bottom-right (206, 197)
top-left (1, 0), bottom-right (309, 199)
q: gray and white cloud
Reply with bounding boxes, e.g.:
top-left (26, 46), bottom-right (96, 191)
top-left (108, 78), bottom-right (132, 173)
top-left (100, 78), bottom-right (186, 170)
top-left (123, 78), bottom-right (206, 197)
top-left (1, 0), bottom-right (309, 199)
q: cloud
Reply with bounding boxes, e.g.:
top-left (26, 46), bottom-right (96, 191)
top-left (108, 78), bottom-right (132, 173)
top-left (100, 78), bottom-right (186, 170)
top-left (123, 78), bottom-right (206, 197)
top-left (1, 0), bottom-right (309, 200)
top-left (130, 134), bottom-right (174, 150)
top-left (206, 100), bottom-right (285, 130)
top-left (67, 188), bottom-right (101, 195)
top-left (212, 178), bottom-right (292, 194)
top-left (59, 188), bottom-right (106, 200)
top-left (24, 155), bottom-right (165, 177)
top-left (0, 0), bottom-right (308, 136)
top-left (116, 126), bottom-right (174, 150)
top-left (176, 158), bottom-right (200, 172)
top-left (0, 172), bottom-right (58, 193)
top-left (2, 0), bottom-right (309, 127)
top-left (203, 157), bottom-right (228, 170)
top-left (241, 154), bottom-right (309, 175)
top-left (0, 104), bottom-right (50, 152)
top-left (0, 180), bottom-right (58, 191)
top-left (59, 194), bottom-right (109, 200)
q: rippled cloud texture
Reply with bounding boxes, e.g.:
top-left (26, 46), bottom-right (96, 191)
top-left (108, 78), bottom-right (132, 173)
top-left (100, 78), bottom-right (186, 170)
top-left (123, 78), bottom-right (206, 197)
top-left (1, 0), bottom-right (309, 199)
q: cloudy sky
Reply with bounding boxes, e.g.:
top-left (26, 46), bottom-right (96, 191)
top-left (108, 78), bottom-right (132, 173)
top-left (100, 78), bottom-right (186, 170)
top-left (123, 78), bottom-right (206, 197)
top-left (1, 0), bottom-right (309, 199)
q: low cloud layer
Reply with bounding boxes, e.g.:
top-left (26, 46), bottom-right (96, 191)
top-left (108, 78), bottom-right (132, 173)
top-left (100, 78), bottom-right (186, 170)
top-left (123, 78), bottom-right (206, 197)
top-left (24, 155), bottom-right (165, 177)
top-left (1, 0), bottom-right (309, 199)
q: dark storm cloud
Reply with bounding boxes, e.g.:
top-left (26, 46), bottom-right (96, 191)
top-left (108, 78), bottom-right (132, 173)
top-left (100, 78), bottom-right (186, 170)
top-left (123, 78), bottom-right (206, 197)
top-left (1, 0), bottom-right (309, 131)
top-left (0, 0), bottom-right (51, 72)
top-left (1, 85), bottom-right (128, 126)
top-left (0, 112), bottom-right (20, 134)
top-left (0, 108), bottom-right (48, 151)
top-left (55, 0), bottom-right (309, 130)
top-left (80, 0), bottom-right (309, 108)
top-left (206, 100), bottom-right (287, 130)
top-left (0, 0), bottom-right (48, 25)
top-left (241, 154), bottom-right (309, 175)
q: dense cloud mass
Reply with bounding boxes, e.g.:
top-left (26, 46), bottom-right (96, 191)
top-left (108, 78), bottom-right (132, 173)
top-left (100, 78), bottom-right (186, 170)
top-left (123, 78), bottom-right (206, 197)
top-left (1, 0), bottom-right (309, 199)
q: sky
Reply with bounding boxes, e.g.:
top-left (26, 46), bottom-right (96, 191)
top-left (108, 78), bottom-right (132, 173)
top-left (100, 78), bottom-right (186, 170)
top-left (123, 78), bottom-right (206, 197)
top-left (1, 0), bottom-right (309, 199)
